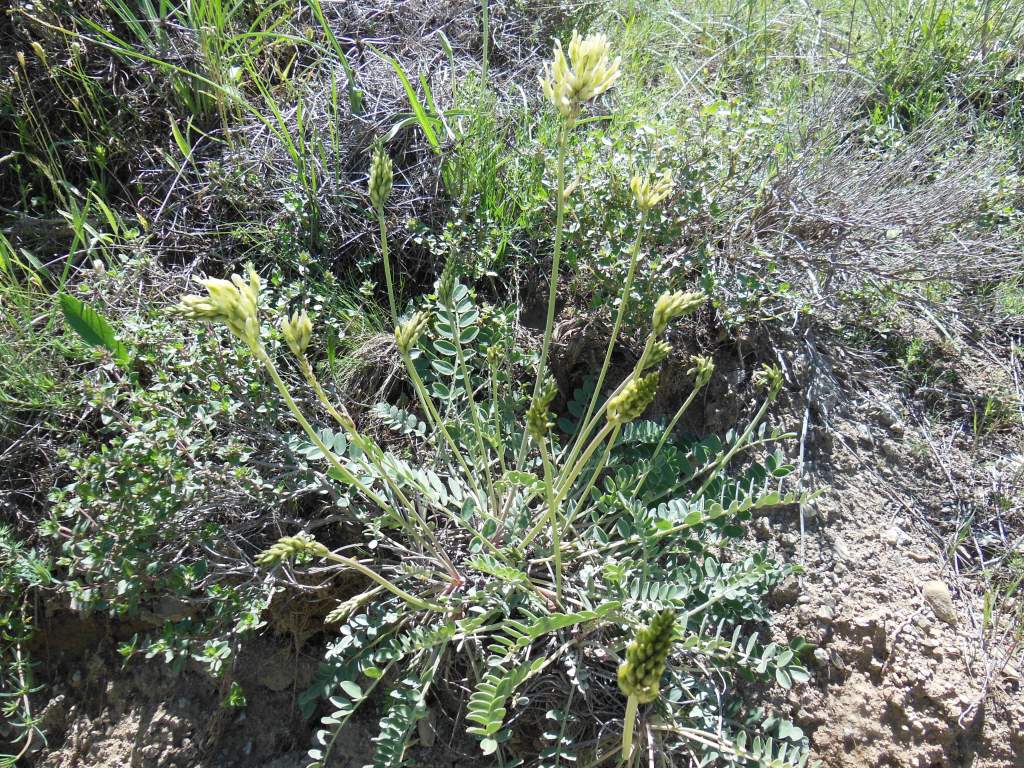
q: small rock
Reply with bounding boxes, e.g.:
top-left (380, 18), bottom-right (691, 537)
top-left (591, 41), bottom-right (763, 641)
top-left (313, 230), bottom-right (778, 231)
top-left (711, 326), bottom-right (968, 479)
top-left (817, 605), bottom-right (835, 623)
top-left (418, 707), bottom-right (437, 748)
top-left (908, 550), bottom-right (932, 563)
top-left (255, 648), bottom-right (295, 692)
top-left (770, 575), bottom-right (801, 607)
top-left (922, 580), bottom-right (958, 626)
top-left (832, 539), bottom-right (852, 561)
top-left (881, 527), bottom-right (901, 545)
top-left (813, 648), bottom-right (830, 667)
top-left (875, 408), bottom-right (896, 427)
top-left (880, 440), bottom-right (901, 460)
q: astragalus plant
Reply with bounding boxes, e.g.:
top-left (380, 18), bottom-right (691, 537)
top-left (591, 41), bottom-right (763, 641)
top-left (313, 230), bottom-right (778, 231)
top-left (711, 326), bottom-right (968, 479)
top-left (176, 30), bottom-right (814, 768)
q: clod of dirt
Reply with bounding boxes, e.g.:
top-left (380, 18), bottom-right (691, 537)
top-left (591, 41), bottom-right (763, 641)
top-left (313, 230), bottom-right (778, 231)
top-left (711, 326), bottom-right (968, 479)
top-left (255, 647), bottom-right (297, 692)
top-left (922, 580), bottom-right (958, 626)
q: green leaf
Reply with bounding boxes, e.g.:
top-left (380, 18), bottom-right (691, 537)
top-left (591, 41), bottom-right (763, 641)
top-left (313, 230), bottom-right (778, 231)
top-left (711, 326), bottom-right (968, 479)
top-left (433, 339), bottom-right (458, 357)
top-left (59, 293), bottom-right (130, 364)
top-left (775, 667), bottom-right (792, 689)
top-left (384, 55), bottom-right (440, 150)
top-left (340, 681), bottom-right (362, 699)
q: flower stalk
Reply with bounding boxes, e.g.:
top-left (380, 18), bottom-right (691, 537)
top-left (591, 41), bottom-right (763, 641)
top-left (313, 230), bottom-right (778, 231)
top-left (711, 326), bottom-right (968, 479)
top-left (257, 534), bottom-right (444, 612)
top-left (526, 29), bottom-right (621, 470)
top-left (370, 145), bottom-right (398, 326)
top-left (618, 610), bottom-right (676, 761)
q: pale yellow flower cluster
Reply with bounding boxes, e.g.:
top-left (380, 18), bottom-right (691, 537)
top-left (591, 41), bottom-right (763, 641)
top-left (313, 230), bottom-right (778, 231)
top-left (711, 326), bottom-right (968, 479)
top-left (527, 377), bottom-right (558, 441)
top-left (176, 265), bottom-right (262, 348)
top-left (688, 354), bottom-right (715, 387)
top-left (540, 31), bottom-right (621, 118)
top-left (255, 534), bottom-right (328, 566)
top-left (753, 363), bottom-right (784, 393)
top-left (395, 311), bottom-right (431, 354)
top-left (281, 310), bottom-right (313, 357)
top-left (630, 170), bottom-right (673, 212)
top-left (652, 291), bottom-right (704, 336)
top-left (369, 146), bottom-right (393, 211)
top-left (607, 373), bottom-right (660, 427)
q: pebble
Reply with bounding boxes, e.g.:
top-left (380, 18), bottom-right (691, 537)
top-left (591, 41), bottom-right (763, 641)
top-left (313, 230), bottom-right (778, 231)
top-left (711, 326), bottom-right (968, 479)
top-left (922, 581), bottom-right (958, 626)
top-left (813, 648), bottom-right (830, 666)
top-left (832, 539), bottom-right (852, 561)
top-left (817, 605), bottom-right (835, 622)
top-left (881, 527), bottom-right (901, 545)
top-left (875, 408), bottom-right (896, 427)
top-left (881, 439), bottom-right (901, 460)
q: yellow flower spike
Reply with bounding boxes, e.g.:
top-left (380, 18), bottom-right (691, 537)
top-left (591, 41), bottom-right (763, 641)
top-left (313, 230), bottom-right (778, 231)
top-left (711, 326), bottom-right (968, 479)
top-left (687, 354), bottom-right (715, 388)
top-left (651, 291), bottom-right (704, 335)
top-left (644, 340), bottom-right (672, 369)
top-left (30, 42), bottom-right (48, 69)
top-left (618, 609), bottom-right (677, 761)
top-left (539, 29), bottom-right (621, 118)
top-left (175, 264), bottom-right (263, 348)
top-left (369, 146), bottom-right (393, 211)
top-left (395, 311), bottom-right (431, 355)
top-left (618, 609), bottom-right (676, 703)
top-left (231, 273), bottom-right (258, 321)
top-left (527, 376), bottom-right (559, 442)
top-left (281, 310), bottom-right (313, 357)
top-left (606, 373), bottom-right (659, 426)
top-left (753, 363), bottom-right (784, 394)
top-left (255, 534), bottom-right (329, 567)
top-left (486, 342), bottom-right (503, 367)
top-left (630, 170), bottom-right (674, 212)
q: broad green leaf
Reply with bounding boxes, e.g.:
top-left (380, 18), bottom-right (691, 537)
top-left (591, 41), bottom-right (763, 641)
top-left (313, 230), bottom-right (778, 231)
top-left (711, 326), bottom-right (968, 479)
top-left (59, 293), bottom-right (130, 364)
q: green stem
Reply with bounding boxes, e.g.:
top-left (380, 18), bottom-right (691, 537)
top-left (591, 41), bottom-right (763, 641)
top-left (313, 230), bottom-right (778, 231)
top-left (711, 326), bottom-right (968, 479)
top-left (520, 420), bottom-right (615, 552)
top-left (561, 335), bottom-right (653, 476)
top-left (553, 421), bottom-right (615, 505)
top-left (621, 694), bottom-right (639, 763)
top-left (489, 364), bottom-right (508, 479)
top-left (400, 350), bottom-right (485, 502)
top-left (514, 115), bottom-right (574, 483)
top-left (573, 209), bottom-right (649, 463)
top-left (256, 345), bottom-right (392, 514)
top-left (539, 441), bottom-right (562, 604)
top-left (296, 356), bottom-right (455, 573)
top-left (322, 550), bottom-right (444, 612)
top-left (564, 425), bottom-right (618, 531)
top-left (378, 211), bottom-right (398, 327)
top-left (632, 381), bottom-right (705, 499)
top-left (481, 0), bottom-right (489, 82)
top-left (449, 295), bottom-right (497, 511)
top-left (693, 388), bottom-right (778, 499)
top-left (535, 117), bottom-right (570, 394)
